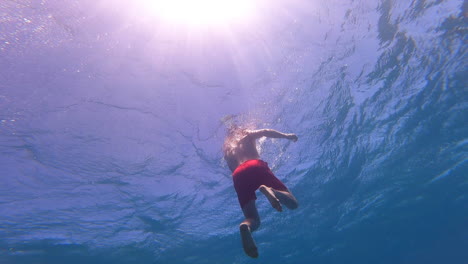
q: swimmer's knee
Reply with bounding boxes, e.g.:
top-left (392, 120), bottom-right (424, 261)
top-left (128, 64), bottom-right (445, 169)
top-left (282, 197), bottom-right (298, 210)
top-left (250, 222), bottom-right (260, 231)
top-left (252, 219), bottom-right (261, 231)
top-left (240, 218), bottom-right (260, 231)
top-left (250, 218), bottom-right (260, 231)
top-left (288, 201), bottom-right (299, 210)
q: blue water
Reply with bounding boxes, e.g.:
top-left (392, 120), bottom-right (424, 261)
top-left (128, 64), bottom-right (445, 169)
top-left (1, 0), bottom-right (467, 263)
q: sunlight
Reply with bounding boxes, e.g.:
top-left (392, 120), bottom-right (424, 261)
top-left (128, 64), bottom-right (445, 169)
top-left (136, 0), bottom-right (256, 27)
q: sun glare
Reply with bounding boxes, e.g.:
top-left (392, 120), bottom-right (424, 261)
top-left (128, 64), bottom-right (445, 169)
top-left (137, 0), bottom-right (255, 27)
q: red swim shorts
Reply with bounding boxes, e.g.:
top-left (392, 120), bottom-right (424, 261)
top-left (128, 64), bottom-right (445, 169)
top-left (232, 159), bottom-right (288, 208)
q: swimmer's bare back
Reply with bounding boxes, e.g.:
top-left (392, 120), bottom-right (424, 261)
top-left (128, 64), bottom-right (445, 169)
top-left (224, 129), bottom-right (298, 172)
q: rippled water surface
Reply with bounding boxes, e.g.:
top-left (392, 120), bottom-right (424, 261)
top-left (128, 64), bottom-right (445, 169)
top-left (1, 0), bottom-right (467, 263)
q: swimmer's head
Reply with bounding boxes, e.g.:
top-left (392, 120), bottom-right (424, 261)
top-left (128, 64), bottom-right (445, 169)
top-left (221, 114), bottom-right (236, 124)
top-left (221, 114), bottom-right (240, 134)
top-left (227, 123), bottom-right (242, 135)
top-left (221, 113), bottom-right (255, 137)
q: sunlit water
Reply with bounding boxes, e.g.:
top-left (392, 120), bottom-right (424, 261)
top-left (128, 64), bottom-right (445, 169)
top-left (0, 0), bottom-right (467, 263)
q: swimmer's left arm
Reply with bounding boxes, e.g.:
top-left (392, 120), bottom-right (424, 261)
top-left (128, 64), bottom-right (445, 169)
top-left (247, 129), bottom-right (298, 142)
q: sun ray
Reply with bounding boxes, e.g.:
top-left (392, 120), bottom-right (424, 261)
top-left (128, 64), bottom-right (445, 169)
top-left (133, 0), bottom-right (256, 27)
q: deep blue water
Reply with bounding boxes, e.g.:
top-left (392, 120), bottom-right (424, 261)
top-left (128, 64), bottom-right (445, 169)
top-left (1, 0), bottom-right (467, 263)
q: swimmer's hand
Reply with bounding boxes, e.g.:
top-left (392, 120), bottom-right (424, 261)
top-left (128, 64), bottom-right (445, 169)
top-left (287, 134), bottom-right (298, 142)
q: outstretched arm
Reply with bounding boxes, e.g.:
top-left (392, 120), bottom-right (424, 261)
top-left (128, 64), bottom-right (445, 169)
top-left (247, 129), bottom-right (298, 142)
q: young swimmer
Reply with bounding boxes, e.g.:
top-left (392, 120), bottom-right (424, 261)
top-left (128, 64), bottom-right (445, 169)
top-left (223, 126), bottom-right (299, 258)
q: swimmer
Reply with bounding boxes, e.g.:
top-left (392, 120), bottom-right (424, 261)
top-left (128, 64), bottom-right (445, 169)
top-left (223, 125), bottom-right (299, 258)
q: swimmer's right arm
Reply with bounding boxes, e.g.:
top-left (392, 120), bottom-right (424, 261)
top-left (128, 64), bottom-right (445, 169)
top-left (247, 129), bottom-right (298, 142)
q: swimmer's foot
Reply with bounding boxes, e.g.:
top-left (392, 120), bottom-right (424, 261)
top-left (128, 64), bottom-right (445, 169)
top-left (240, 223), bottom-right (258, 258)
top-left (259, 185), bottom-right (283, 212)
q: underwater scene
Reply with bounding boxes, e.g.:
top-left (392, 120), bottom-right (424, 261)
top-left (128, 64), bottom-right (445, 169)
top-left (0, 0), bottom-right (467, 263)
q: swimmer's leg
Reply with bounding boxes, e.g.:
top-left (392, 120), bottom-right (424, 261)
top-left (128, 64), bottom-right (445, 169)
top-left (259, 185), bottom-right (299, 211)
top-left (240, 200), bottom-right (260, 258)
